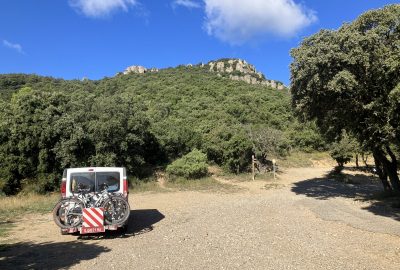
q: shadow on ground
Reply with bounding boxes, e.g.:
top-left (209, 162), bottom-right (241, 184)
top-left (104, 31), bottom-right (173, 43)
top-left (79, 209), bottom-right (165, 240)
top-left (291, 168), bottom-right (400, 221)
top-left (0, 241), bottom-right (110, 270)
top-left (128, 209), bottom-right (165, 235)
top-left (345, 166), bottom-right (376, 174)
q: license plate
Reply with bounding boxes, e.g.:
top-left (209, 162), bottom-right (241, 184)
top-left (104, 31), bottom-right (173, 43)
top-left (81, 226), bottom-right (105, 234)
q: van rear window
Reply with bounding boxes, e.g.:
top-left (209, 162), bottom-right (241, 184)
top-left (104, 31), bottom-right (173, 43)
top-left (70, 171), bottom-right (120, 193)
top-left (96, 172), bottom-right (120, 192)
top-left (71, 172), bottom-right (95, 193)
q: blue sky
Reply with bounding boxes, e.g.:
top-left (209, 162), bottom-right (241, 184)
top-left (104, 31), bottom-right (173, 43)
top-left (0, 0), bottom-right (398, 85)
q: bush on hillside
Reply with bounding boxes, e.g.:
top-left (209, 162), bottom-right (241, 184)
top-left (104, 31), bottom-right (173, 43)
top-left (166, 149), bottom-right (208, 179)
top-left (203, 125), bottom-right (253, 174)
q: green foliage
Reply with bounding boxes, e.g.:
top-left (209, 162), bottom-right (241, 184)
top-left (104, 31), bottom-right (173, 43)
top-left (203, 124), bottom-right (253, 173)
top-left (290, 4), bottom-right (400, 190)
top-left (389, 83), bottom-right (400, 142)
top-left (166, 149), bottom-right (208, 179)
top-left (0, 61), bottom-right (326, 194)
top-left (291, 4), bottom-right (400, 149)
top-left (286, 121), bottom-right (326, 152)
top-left (329, 131), bottom-right (358, 167)
top-left (252, 126), bottom-right (290, 160)
top-left (223, 132), bottom-right (253, 173)
top-left (0, 87), bottom-right (157, 194)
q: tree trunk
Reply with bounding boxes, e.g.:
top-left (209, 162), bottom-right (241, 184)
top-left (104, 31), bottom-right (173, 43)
top-left (373, 150), bottom-right (392, 191)
top-left (355, 154), bottom-right (359, 168)
top-left (374, 148), bottom-right (400, 192)
top-left (362, 153), bottom-right (369, 167)
top-left (385, 146), bottom-right (400, 191)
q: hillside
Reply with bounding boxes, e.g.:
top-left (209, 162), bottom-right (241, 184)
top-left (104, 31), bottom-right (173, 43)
top-left (0, 60), bottom-right (324, 194)
top-left (122, 58), bottom-right (286, 90)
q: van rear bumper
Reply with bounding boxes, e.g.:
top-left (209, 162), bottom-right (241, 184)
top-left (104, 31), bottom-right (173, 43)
top-left (61, 223), bottom-right (126, 234)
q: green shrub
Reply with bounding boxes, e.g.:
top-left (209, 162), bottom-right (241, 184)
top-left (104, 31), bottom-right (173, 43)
top-left (203, 125), bottom-right (253, 173)
top-left (329, 131), bottom-right (357, 167)
top-left (166, 149), bottom-right (208, 179)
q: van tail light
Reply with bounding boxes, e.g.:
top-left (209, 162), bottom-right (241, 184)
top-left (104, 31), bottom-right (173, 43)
top-left (123, 178), bottom-right (128, 198)
top-left (61, 180), bottom-right (66, 198)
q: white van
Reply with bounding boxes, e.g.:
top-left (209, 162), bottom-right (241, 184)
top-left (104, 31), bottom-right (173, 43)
top-left (57, 167), bottom-right (130, 234)
top-left (60, 167), bottom-right (129, 199)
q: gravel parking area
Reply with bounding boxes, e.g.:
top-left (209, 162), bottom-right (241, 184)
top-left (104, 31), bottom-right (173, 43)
top-left (1, 167), bottom-right (399, 270)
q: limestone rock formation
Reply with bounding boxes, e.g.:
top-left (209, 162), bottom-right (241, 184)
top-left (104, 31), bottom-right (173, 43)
top-left (123, 65), bottom-right (159, 75)
top-left (207, 59), bottom-right (286, 90)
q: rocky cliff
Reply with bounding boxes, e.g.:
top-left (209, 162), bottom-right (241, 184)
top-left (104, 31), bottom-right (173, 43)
top-left (123, 65), bottom-right (159, 74)
top-left (122, 59), bottom-right (286, 90)
top-left (207, 59), bottom-right (286, 90)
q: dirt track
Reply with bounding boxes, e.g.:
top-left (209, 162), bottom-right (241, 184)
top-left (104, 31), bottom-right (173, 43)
top-left (1, 167), bottom-right (400, 270)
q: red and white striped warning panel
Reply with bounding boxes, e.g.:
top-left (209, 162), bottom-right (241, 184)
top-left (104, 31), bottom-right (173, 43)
top-left (81, 207), bottom-right (105, 234)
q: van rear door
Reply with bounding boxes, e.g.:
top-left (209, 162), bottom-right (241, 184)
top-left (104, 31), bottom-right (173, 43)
top-left (66, 167), bottom-right (124, 197)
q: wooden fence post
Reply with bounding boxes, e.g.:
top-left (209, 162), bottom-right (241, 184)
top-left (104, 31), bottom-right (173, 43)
top-left (272, 159), bottom-right (276, 180)
top-left (252, 155), bottom-right (255, 181)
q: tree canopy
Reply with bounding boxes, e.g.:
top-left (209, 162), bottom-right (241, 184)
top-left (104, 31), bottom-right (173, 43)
top-left (290, 4), bottom-right (400, 191)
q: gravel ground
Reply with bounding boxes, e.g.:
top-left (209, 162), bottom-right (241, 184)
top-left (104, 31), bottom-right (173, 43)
top-left (1, 167), bottom-right (399, 270)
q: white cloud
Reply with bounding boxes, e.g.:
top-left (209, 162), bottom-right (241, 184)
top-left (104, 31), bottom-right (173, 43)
top-left (69, 0), bottom-right (137, 17)
top-left (172, 0), bottom-right (201, 9)
top-left (3, 40), bottom-right (24, 54)
top-left (204, 0), bottom-right (317, 44)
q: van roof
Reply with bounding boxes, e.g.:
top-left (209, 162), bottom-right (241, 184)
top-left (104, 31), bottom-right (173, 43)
top-left (65, 167), bottom-right (125, 170)
top-left (62, 167), bottom-right (127, 178)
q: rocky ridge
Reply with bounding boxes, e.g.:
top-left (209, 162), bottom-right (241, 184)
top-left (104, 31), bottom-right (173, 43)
top-left (122, 58), bottom-right (286, 90)
top-left (123, 66), bottom-right (159, 74)
top-left (207, 59), bottom-right (285, 90)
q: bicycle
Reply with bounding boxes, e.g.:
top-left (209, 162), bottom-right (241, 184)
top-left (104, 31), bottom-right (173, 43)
top-left (52, 183), bottom-right (130, 229)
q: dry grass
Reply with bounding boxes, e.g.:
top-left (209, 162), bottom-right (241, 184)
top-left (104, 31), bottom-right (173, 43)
top-left (0, 193), bottom-right (59, 237)
top-left (165, 177), bottom-right (240, 193)
top-left (209, 165), bottom-right (274, 183)
top-left (278, 151), bottom-right (334, 168)
top-left (0, 193), bottom-right (59, 219)
top-left (130, 181), bottom-right (168, 193)
top-left (263, 183), bottom-right (286, 190)
top-left (219, 171), bottom-right (274, 182)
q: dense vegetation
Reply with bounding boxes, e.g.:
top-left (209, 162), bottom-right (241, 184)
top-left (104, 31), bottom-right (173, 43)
top-left (0, 64), bottom-right (324, 195)
top-left (291, 4), bottom-right (400, 191)
top-left (166, 149), bottom-right (208, 180)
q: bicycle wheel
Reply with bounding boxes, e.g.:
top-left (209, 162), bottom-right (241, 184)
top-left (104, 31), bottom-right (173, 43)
top-left (102, 196), bottom-right (130, 225)
top-left (52, 198), bottom-right (83, 229)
